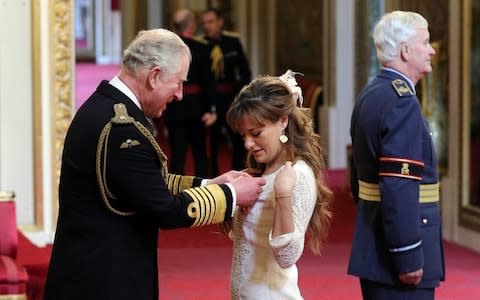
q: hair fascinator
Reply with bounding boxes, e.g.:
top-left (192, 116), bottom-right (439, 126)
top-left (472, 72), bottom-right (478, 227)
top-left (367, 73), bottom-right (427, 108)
top-left (279, 69), bottom-right (304, 107)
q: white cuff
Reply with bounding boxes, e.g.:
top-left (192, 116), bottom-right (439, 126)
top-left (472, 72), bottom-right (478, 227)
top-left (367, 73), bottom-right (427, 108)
top-left (225, 182), bottom-right (237, 217)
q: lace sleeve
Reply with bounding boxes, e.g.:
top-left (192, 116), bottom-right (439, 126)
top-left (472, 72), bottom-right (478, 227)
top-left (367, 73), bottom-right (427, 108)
top-left (269, 164), bottom-right (317, 268)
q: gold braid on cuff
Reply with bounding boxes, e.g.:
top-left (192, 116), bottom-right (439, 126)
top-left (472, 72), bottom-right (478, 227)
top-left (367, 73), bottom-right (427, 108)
top-left (184, 184), bottom-right (227, 227)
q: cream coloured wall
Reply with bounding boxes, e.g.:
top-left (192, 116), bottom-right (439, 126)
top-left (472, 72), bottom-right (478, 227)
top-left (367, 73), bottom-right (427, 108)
top-left (34, 0), bottom-right (57, 245)
top-left (0, 0), bottom-right (35, 225)
top-left (328, 0), bottom-right (354, 169)
top-left (0, 0), bottom-right (73, 247)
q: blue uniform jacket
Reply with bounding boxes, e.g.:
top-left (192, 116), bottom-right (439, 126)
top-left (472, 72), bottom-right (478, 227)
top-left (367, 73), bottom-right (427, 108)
top-left (347, 69), bottom-right (445, 288)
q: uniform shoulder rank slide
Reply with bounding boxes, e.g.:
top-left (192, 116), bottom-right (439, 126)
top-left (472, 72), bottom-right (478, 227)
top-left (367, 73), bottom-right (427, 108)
top-left (222, 30), bottom-right (240, 38)
top-left (378, 157), bottom-right (424, 180)
top-left (111, 103), bottom-right (135, 124)
top-left (192, 36), bottom-right (208, 45)
top-left (391, 79), bottom-right (414, 97)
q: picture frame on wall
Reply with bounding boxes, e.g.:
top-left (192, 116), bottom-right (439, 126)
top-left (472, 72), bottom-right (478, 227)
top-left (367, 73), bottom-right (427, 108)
top-left (460, 0), bottom-right (480, 231)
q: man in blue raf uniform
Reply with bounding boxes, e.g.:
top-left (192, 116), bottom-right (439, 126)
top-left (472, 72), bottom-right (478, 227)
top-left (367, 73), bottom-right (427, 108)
top-left (44, 28), bottom-right (266, 300)
top-left (348, 11), bottom-right (445, 299)
top-left (163, 9), bottom-right (217, 177)
top-left (201, 7), bottom-right (252, 176)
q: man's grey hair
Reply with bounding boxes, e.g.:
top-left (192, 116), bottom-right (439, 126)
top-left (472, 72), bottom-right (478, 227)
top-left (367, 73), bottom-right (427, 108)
top-left (122, 28), bottom-right (191, 79)
top-left (373, 11), bottom-right (428, 64)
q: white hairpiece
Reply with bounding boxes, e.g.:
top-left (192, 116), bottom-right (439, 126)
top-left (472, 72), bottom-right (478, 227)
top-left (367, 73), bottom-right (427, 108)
top-left (279, 69), bottom-right (304, 107)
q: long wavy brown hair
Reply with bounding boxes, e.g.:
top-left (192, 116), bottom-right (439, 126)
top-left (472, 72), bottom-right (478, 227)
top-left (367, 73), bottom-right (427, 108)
top-left (221, 75), bottom-right (333, 255)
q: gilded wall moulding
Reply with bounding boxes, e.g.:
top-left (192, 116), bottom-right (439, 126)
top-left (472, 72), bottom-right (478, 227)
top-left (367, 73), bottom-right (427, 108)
top-left (51, 0), bottom-right (75, 224)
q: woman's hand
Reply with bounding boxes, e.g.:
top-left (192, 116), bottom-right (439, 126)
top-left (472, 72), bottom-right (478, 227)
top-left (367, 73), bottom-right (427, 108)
top-left (208, 170), bottom-right (251, 185)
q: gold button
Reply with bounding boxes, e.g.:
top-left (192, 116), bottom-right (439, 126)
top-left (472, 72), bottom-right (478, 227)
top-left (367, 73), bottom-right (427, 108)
top-left (422, 218), bottom-right (428, 224)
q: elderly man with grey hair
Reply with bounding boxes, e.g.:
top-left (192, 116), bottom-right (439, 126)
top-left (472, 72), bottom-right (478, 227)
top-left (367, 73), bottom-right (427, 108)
top-left (348, 11), bottom-right (445, 300)
top-left (44, 28), bottom-right (265, 300)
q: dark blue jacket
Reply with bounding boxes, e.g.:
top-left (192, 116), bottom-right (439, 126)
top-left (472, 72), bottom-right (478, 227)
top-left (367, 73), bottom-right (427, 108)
top-left (348, 69), bottom-right (445, 288)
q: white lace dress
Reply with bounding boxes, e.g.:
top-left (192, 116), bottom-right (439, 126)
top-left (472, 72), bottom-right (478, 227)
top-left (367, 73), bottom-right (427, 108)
top-left (230, 160), bottom-right (317, 300)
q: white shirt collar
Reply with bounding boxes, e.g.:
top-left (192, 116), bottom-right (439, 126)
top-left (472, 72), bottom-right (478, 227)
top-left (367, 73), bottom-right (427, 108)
top-left (109, 76), bottom-right (142, 110)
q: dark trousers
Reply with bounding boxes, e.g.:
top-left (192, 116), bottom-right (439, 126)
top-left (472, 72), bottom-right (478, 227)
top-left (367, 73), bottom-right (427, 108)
top-left (360, 279), bottom-right (435, 300)
top-left (167, 122), bottom-right (208, 177)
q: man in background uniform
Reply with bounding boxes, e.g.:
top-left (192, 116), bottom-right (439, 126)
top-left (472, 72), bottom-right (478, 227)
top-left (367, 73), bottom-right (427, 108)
top-left (163, 9), bottom-right (217, 177)
top-left (201, 7), bottom-right (252, 176)
top-left (348, 11), bottom-right (445, 299)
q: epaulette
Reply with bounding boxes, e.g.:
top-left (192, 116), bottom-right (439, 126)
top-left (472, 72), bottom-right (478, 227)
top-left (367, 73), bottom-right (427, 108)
top-left (391, 79), bottom-right (414, 97)
top-left (222, 30), bottom-right (240, 38)
top-left (96, 103), bottom-right (168, 216)
top-left (192, 35), bottom-right (208, 45)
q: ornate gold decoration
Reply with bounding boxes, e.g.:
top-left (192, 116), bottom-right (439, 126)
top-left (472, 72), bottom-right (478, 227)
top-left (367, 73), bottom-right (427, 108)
top-left (32, 0), bottom-right (44, 229)
top-left (50, 0), bottom-right (75, 225)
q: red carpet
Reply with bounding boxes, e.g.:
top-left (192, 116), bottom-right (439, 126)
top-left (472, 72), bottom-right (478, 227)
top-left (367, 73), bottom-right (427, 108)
top-left (14, 63), bottom-right (480, 300)
top-left (157, 170), bottom-right (360, 300)
top-left (157, 171), bottom-right (480, 300)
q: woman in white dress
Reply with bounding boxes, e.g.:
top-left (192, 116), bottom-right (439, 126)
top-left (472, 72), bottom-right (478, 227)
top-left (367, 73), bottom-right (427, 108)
top-left (222, 72), bottom-right (333, 299)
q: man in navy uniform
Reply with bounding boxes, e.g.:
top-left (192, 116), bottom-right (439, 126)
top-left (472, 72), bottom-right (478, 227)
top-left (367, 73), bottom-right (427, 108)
top-left (201, 7), bottom-right (252, 176)
top-left (348, 11), bottom-right (445, 299)
top-left (163, 9), bottom-right (217, 177)
top-left (44, 28), bottom-right (265, 300)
